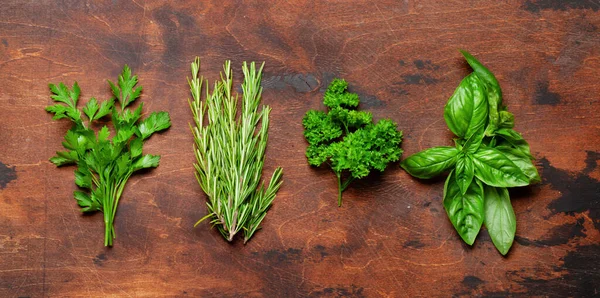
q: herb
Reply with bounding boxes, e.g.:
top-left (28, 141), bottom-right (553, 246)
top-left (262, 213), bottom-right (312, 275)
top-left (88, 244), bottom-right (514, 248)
top-left (401, 50), bottom-right (539, 255)
top-left (188, 58), bottom-right (283, 243)
top-left (303, 79), bottom-right (403, 206)
top-left (46, 66), bottom-right (171, 246)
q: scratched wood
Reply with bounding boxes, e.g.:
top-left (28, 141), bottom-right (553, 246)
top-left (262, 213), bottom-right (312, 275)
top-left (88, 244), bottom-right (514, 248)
top-left (1, 0), bottom-right (599, 297)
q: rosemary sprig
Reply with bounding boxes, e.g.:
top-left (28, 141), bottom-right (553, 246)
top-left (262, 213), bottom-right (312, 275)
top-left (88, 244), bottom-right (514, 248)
top-left (188, 57), bottom-right (283, 243)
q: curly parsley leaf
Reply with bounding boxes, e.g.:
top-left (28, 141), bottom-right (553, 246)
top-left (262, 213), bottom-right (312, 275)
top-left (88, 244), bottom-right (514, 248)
top-left (303, 78), bottom-right (403, 206)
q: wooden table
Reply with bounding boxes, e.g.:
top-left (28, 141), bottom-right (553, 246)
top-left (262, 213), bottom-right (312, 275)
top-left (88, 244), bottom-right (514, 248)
top-left (1, 1), bottom-right (599, 296)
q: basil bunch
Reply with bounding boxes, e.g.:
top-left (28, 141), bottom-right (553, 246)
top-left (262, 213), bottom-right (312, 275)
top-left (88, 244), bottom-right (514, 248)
top-left (401, 51), bottom-right (540, 255)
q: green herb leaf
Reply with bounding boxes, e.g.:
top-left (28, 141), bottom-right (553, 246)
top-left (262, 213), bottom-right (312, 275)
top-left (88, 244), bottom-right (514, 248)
top-left (115, 65), bottom-right (142, 108)
top-left (50, 150), bottom-right (79, 166)
top-left (401, 146), bottom-right (458, 179)
top-left (460, 50), bottom-right (500, 89)
top-left (83, 98), bottom-right (99, 121)
top-left (455, 153), bottom-right (475, 195)
top-left (483, 185), bottom-right (516, 255)
top-left (190, 58), bottom-right (284, 242)
top-left (97, 126), bottom-right (110, 142)
top-left (302, 110), bottom-right (343, 146)
top-left (443, 171), bottom-right (484, 245)
top-left (303, 77), bottom-right (403, 206)
top-left (472, 146), bottom-right (529, 187)
top-left (401, 50), bottom-right (537, 255)
top-left (129, 138), bottom-right (143, 158)
top-left (132, 154), bottom-right (160, 171)
top-left (459, 50), bottom-right (503, 137)
top-left (96, 98), bottom-right (114, 120)
top-left (323, 78), bottom-right (360, 109)
top-left (495, 146), bottom-right (540, 184)
top-left (137, 111), bottom-right (172, 140)
top-left (498, 110), bottom-right (514, 129)
top-left (47, 65), bottom-right (170, 246)
top-left (495, 128), bottom-right (533, 159)
top-left (74, 190), bottom-right (100, 212)
top-left (74, 163), bottom-right (92, 189)
top-left (48, 82), bottom-right (83, 124)
top-left (444, 73), bottom-right (488, 139)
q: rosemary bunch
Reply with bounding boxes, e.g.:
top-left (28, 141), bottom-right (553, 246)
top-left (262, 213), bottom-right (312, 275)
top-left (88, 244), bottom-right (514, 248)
top-left (188, 58), bottom-right (283, 243)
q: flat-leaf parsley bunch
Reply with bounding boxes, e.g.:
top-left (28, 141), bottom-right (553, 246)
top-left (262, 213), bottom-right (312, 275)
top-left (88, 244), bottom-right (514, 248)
top-left (47, 66), bottom-right (171, 246)
top-left (401, 51), bottom-right (539, 255)
top-left (303, 78), bottom-right (403, 206)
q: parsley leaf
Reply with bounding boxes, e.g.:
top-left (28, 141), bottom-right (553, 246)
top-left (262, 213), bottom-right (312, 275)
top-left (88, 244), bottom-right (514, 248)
top-left (303, 78), bottom-right (403, 206)
top-left (47, 65), bottom-right (171, 246)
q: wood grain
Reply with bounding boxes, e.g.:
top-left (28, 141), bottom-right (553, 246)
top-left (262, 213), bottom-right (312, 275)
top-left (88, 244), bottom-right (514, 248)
top-left (0, 0), bottom-right (599, 296)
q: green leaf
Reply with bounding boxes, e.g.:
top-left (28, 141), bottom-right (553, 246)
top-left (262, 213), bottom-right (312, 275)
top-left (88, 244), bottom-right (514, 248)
top-left (302, 110), bottom-right (342, 146)
top-left (496, 146), bottom-right (540, 184)
top-left (329, 107), bottom-right (372, 129)
top-left (132, 154), bottom-right (160, 171)
top-left (460, 50), bottom-right (500, 90)
top-left (484, 89), bottom-right (502, 136)
top-left (49, 82), bottom-right (80, 108)
top-left (73, 191), bottom-right (100, 212)
top-left (47, 82), bottom-right (84, 125)
top-left (62, 129), bottom-right (88, 152)
top-left (495, 128), bottom-right (533, 159)
top-left (443, 171), bottom-right (484, 245)
top-left (45, 104), bottom-right (70, 120)
top-left (323, 78), bottom-right (359, 109)
top-left (483, 185), bottom-right (515, 255)
top-left (113, 128), bottom-right (135, 144)
top-left (117, 65), bottom-right (142, 108)
top-left (97, 126), bottom-right (110, 142)
top-left (115, 103), bottom-right (144, 129)
top-left (108, 80), bottom-right (120, 100)
top-left (444, 73), bottom-right (488, 139)
top-left (129, 138), bottom-right (143, 158)
top-left (82, 98), bottom-right (99, 121)
top-left (306, 144), bottom-right (330, 166)
top-left (459, 51), bottom-right (503, 137)
top-left (50, 150), bottom-right (78, 166)
top-left (96, 98), bottom-right (114, 120)
top-left (472, 146), bottom-right (529, 188)
top-left (455, 154), bottom-right (475, 195)
top-left (74, 164), bottom-right (93, 189)
top-left (401, 146), bottom-right (459, 179)
top-left (70, 82), bottom-right (81, 105)
top-left (498, 110), bottom-right (514, 129)
top-left (116, 153), bottom-right (131, 177)
top-left (137, 111), bottom-right (172, 140)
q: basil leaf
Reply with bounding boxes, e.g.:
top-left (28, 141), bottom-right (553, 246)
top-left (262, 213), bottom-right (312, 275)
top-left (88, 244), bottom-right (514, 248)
top-left (498, 110), bottom-right (514, 129)
top-left (484, 88), bottom-right (502, 136)
top-left (455, 154), bottom-right (475, 195)
top-left (443, 171), bottom-right (484, 245)
top-left (472, 146), bottom-right (529, 187)
top-left (401, 146), bottom-right (459, 179)
top-left (444, 73), bottom-right (488, 139)
top-left (496, 146), bottom-right (540, 184)
top-left (464, 128), bottom-right (484, 154)
top-left (460, 51), bottom-right (502, 136)
top-left (460, 50), bottom-right (500, 90)
top-left (495, 128), bottom-right (533, 159)
top-left (483, 185), bottom-right (515, 255)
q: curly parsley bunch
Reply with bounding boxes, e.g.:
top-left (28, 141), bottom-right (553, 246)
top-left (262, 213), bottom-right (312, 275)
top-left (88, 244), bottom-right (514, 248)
top-left (303, 79), bottom-right (403, 206)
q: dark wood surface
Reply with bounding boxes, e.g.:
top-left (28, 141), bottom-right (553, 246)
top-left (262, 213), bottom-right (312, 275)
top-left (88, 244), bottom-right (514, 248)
top-left (1, 1), bottom-right (599, 297)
